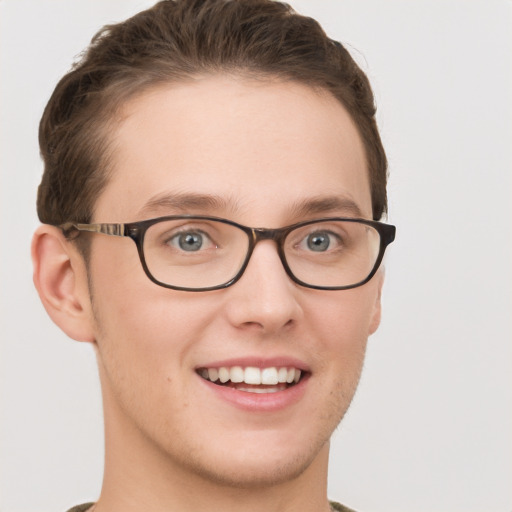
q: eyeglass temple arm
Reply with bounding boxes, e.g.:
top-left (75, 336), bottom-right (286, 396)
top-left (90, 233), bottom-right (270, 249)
top-left (60, 222), bottom-right (126, 237)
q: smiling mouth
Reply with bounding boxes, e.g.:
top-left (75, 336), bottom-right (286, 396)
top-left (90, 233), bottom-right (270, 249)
top-left (197, 366), bottom-right (304, 394)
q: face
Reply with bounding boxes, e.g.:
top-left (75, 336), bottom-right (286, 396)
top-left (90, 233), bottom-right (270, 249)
top-left (86, 76), bottom-right (383, 488)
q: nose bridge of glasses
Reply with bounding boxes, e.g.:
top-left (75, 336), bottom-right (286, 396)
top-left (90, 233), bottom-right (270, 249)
top-left (250, 227), bottom-right (287, 245)
top-left (242, 228), bottom-right (293, 287)
top-left (246, 227), bottom-right (289, 270)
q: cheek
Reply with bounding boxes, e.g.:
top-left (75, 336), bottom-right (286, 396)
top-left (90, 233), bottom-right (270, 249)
top-left (89, 248), bottom-right (225, 386)
top-left (90, 281), bottom-right (215, 434)
top-left (305, 285), bottom-right (379, 391)
top-left (88, 246), bottom-right (178, 382)
top-left (89, 237), bottom-right (183, 348)
top-left (307, 284), bottom-right (379, 347)
top-left (92, 282), bottom-right (204, 368)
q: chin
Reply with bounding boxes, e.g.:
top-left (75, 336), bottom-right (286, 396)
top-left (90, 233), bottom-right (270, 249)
top-left (160, 423), bottom-right (334, 490)
top-left (185, 444), bottom-right (327, 489)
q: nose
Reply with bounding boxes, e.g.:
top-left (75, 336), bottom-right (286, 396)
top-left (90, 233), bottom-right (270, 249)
top-left (223, 240), bottom-right (303, 334)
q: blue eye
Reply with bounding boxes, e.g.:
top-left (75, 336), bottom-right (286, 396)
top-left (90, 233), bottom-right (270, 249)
top-left (172, 231), bottom-right (207, 251)
top-left (306, 231), bottom-right (332, 251)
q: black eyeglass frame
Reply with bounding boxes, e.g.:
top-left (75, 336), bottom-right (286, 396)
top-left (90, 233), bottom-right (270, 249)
top-left (61, 215), bottom-right (396, 292)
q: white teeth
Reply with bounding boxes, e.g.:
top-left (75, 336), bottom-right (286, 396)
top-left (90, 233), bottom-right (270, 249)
top-left (218, 367), bottom-right (230, 383)
top-left (277, 367), bottom-right (288, 383)
top-left (261, 367), bottom-right (279, 385)
top-left (208, 368), bottom-right (218, 382)
top-left (230, 366), bottom-right (244, 383)
top-left (236, 384), bottom-right (287, 394)
top-left (244, 367), bottom-right (261, 385)
top-left (201, 366), bottom-right (303, 386)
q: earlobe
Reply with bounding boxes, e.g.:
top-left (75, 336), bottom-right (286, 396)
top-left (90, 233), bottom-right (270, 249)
top-left (368, 270), bottom-right (384, 335)
top-left (31, 225), bottom-right (95, 343)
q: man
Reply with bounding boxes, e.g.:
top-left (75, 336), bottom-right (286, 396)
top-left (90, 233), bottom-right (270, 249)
top-left (31, 1), bottom-right (395, 511)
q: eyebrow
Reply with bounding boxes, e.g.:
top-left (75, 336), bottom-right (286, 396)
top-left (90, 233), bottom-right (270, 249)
top-left (137, 192), bottom-right (240, 218)
top-left (137, 192), bottom-right (364, 220)
top-left (289, 196), bottom-right (365, 219)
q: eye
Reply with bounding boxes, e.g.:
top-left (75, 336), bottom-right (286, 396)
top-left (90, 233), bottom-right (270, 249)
top-left (168, 230), bottom-right (214, 252)
top-left (306, 232), bottom-right (331, 251)
top-left (303, 230), bottom-right (340, 252)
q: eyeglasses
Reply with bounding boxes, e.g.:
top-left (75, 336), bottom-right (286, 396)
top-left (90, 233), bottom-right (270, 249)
top-left (60, 215), bottom-right (396, 292)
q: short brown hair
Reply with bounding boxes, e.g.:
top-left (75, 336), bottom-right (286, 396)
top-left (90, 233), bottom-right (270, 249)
top-left (37, 0), bottom-right (388, 227)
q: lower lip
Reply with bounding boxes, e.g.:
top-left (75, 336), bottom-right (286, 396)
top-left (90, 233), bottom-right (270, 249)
top-left (198, 374), bottom-right (309, 412)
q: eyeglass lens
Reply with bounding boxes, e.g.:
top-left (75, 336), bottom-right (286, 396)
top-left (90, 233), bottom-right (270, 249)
top-left (141, 218), bottom-right (382, 290)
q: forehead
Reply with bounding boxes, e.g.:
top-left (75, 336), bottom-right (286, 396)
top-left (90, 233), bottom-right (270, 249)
top-left (94, 75), bottom-right (371, 223)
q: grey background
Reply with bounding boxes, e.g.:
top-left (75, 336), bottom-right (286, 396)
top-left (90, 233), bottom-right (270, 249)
top-left (1, 1), bottom-right (511, 511)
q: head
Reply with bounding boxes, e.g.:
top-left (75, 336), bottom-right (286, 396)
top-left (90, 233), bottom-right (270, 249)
top-left (32, 0), bottom-right (392, 496)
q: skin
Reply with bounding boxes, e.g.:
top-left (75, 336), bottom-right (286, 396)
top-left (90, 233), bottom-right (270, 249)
top-left (32, 76), bottom-right (383, 512)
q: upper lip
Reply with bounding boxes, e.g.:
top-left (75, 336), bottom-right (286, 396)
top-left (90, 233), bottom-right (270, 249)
top-left (195, 356), bottom-right (310, 372)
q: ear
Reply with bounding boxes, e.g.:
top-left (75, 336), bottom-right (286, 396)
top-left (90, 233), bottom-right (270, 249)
top-left (368, 269), bottom-right (384, 336)
top-left (32, 224), bottom-right (95, 343)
